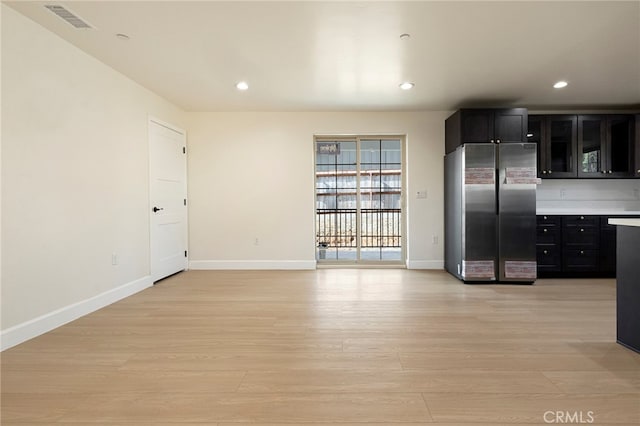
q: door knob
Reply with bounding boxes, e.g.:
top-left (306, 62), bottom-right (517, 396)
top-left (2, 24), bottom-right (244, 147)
top-left (153, 207), bottom-right (164, 213)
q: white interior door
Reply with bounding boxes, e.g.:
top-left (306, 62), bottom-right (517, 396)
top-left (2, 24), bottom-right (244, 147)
top-left (149, 118), bottom-right (187, 282)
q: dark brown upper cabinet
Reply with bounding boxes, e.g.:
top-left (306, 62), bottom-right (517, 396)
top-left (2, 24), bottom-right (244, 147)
top-left (530, 113), bottom-right (638, 179)
top-left (529, 115), bottom-right (577, 178)
top-left (445, 108), bottom-right (528, 154)
top-left (578, 115), bottom-right (635, 178)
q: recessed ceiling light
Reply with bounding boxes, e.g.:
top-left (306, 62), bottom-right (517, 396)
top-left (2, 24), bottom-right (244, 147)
top-left (236, 81), bottom-right (249, 91)
top-left (553, 81), bottom-right (568, 89)
top-left (400, 33), bottom-right (410, 40)
top-left (115, 33), bottom-right (130, 41)
top-left (399, 82), bottom-right (414, 90)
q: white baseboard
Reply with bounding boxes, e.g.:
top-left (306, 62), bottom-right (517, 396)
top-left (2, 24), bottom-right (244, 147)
top-left (189, 260), bottom-right (317, 270)
top-left (406, 260), bottom-right (445, 269)
top-left (1, 276), bottom-right (152, 351)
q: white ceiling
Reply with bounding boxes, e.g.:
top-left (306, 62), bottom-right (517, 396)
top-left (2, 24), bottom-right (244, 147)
top-left (5, 1), bottom-right (640, 112)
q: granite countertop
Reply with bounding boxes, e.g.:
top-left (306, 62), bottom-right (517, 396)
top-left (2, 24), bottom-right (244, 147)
top-left (608, 218), bottom-right (640, 227)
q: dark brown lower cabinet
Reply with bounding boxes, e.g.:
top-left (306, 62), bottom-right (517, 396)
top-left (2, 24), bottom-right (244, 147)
top-left (536, 214), bottom-right (639, 278)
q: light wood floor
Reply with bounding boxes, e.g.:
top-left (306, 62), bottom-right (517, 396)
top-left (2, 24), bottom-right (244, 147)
top-left (2, 269), bottom-right (639, 425)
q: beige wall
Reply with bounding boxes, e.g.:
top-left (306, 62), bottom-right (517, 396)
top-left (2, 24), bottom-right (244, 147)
top-left (1, 5), bottom-right (186, 332)
top-left (187, 111), bottom-right (448, 269)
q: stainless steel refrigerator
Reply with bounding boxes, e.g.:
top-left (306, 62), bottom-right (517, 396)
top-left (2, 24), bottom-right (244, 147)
top-left (445, 143), bottom-right (538, 283)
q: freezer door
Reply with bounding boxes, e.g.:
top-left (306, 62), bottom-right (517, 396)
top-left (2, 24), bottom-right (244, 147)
top-left (497, 143), bottom-right (538, 282)
top-left (462, 144), bottom-right (497, 281)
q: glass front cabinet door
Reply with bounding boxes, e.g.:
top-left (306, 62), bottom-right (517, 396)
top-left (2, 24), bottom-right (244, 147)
top-left (577, 115), bottom-right (606, 177)
top-left (547, 115), bottom-right (578, 178)
top-left (606, 115), bottom-right (634, 177)
top-left (578, 115), bottom-right (634, 178)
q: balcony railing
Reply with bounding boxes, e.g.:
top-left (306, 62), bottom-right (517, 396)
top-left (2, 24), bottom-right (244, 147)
top-left (316, 208), bottom-right (402, 248)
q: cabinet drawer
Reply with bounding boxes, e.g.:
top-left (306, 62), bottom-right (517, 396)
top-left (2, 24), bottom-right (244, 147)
top-left (563, 215), bottom-right (599, 227)
top-left (537, 226), bottom-right (561, 245)
top-left (537, 215), bottom-right (561, 227)
top-left (537, 246), bottom-right (562, 271)
top-left (563, 249), bottom-right (599, 272)
top-left (563, 226), bottom-right (599, 247)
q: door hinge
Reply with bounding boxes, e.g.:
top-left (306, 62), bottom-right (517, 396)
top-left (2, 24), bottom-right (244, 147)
top-left (183, 147), bottom-right (186, 154)
top-left (184, 250), bottom-right (188, 257)
top-left (184, 198), bottom-right (187, 206)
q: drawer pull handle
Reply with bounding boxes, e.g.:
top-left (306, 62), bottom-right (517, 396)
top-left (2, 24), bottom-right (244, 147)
top-left (580, 228), bottom-right (584, 232)
top-left (543, 228), bottom-right (548, 233)
top-left (580, 216), bottom-right (584, 220)
top-left (580, 250), bottom-right (584, 255)
top-left (543, 250), bottom-right (548, 255)
top-left (543, 216), bottom-right (547, 220)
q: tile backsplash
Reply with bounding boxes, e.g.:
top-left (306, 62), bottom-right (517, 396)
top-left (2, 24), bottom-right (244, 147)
top-left (537, 179), bottom-right (640, 212)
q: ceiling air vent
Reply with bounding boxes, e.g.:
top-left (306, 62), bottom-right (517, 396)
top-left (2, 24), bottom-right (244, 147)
top-left (44, 5), bottom-right (93, 29)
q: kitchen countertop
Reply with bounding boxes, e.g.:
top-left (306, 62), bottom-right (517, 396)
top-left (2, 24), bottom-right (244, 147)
top-left (537, 210), bottom-right (640, 216)
top-left (609, 218), bottom-right (640, 228)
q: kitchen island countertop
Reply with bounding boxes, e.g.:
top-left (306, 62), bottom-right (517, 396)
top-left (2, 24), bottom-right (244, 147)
top-left (537, 210), bottom-right (640, 216)
top-left (608, 218), bottom-right (640, 227)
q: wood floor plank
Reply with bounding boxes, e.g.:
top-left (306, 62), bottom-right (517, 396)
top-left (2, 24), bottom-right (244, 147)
top-left (58, 393), bottom-right (432, 423)
top-left (343, 337), bottom-right (593, 353)
top-left (542, 371), bottom-right (640, 393)
top-left (423, 392), bottom-right (640, 424)
top-left (237, 369), bottom-right (561, 393)
top-left (0, 351), bottom-right (132, 371)
top-left (1, 393), bottom-right (89, 423)
top-left (399, 350), bottom-right (640, 371)
top-left (120, 352), bottom-right (403, 372)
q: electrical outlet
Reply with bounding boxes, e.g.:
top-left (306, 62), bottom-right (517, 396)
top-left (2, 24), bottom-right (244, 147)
top-left (254, 238), bottom-right (259, 246)
top-left (432, 235), bottom-right (439, 244)
top-left (111, 253), bottom-right (118, 266)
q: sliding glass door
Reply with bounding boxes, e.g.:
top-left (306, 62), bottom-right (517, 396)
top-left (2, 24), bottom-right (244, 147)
top-left (315, 137), bottom-right (404, 264)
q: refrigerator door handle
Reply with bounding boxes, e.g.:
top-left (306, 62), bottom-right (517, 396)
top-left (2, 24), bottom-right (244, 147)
top-left (495, 177), bottom-right (499, 215)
